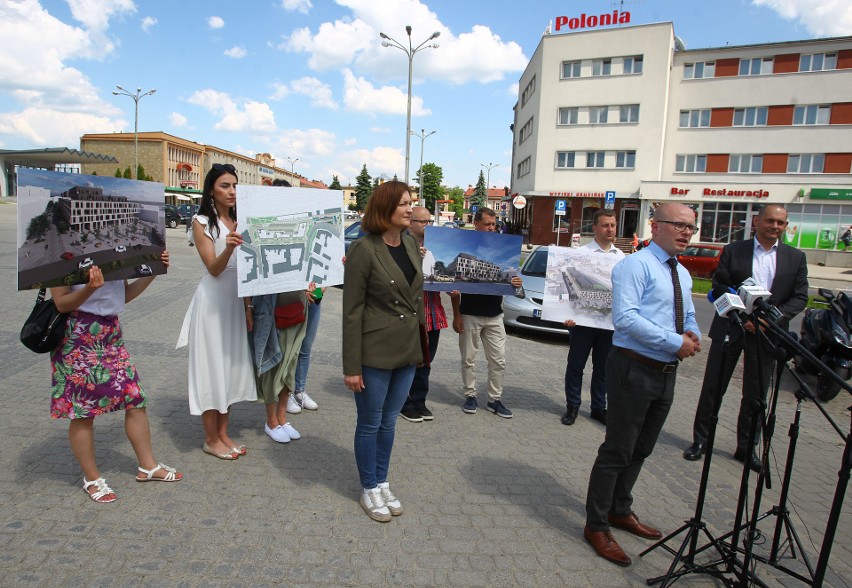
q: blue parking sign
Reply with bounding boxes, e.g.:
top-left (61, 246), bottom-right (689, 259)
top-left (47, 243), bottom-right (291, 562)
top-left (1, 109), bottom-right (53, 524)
top-left (604, 191), bottom-right (616, 209)
top-left (555, 199), bottom-right (567, 212)
top-left (471, 205), bottom-right (479, 213)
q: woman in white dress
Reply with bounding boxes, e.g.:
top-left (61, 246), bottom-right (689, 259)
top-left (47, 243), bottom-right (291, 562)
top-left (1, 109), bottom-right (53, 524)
top-left (177, 164), bottom-right (257, 459)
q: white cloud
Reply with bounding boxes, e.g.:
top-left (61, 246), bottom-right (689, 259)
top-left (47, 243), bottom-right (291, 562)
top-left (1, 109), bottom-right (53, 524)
top-left (140, 16), bottom-right (156, 32)
top-left (370, 126), bottom-right (391, 133)
top-left (67, 0), bottom-right (136, 33)
top-left (289, 77), bottom-right (338, 110)
top-left (272, 128), bottom-right (338, 158)
top-left (281, 0), bottom-right (312, 14)
top-left (338, 145), bottom-right (404, 180)
top-left (224, 46), bottom-right (247, 58)
top-left (0, 108), bottom-right (123, 146)
top-left (169, 112), bottom-right (188, 127)
top-left (269, 83), bottom-right (290, 100)
top-left (187, 89), bottom-right (276, 133)
top-left (283, 0), bottom-right (527, 84)
top-left (507, 82), bottom-right (519, 97)
top-left (208, 15), bottom-right (224, 29)
top-left (752, 0), bottom-right (852, 36)
top-left (342, 69), bottom-right (430, 116)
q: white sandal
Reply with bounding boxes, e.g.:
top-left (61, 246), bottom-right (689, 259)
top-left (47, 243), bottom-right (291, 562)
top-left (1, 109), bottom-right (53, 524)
top-left (136, 463), bottom-right (182, 483)
top-left (83, 476), bottom-right (116, 503)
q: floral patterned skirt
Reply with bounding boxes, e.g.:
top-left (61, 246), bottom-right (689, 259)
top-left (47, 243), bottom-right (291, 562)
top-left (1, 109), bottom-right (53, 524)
top-left (50, 310), bottom-right (147, 419)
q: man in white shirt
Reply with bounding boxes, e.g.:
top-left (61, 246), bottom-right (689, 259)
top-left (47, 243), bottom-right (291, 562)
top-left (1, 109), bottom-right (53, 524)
top-left (562, 209), bottom-right (625, 426)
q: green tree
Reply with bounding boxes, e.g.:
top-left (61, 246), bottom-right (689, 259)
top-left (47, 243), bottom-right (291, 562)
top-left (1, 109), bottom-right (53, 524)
top-left (417, 162), bottom-right (444, 213)
top-left (122, 166), bottom-right (132, 179)
top-left (447, 186), bottom-right (465, 219)
top-left (26, 214), bottom-right (50, 241)
top-left (328, 175), bottom-right (342, 190)
top-left (115, 168), bottom-right (123, 178)
top-left (471, 170), bottom-right (487, 209)
top-left (136, 164), bottom-right (153, 182)
top-left (354, 164), bottom-right (372, 212)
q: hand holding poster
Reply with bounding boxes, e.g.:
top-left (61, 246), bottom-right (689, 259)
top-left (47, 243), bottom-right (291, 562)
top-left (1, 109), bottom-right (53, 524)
top-left (541, 245), bottom-right (620, 330)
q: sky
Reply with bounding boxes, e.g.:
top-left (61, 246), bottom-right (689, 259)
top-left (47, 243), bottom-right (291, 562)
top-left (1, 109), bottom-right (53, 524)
top-left (1, 0), bottom-right (850, 190)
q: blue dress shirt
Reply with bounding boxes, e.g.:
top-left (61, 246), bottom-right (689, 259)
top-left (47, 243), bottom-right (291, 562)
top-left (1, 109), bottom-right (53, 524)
top-left (611, 241), bottom-right (701, 363)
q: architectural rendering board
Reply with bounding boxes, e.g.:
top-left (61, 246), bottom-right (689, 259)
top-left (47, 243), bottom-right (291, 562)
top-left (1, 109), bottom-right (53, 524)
top-left (235, 185), bottom-right (345, 298)
top-left (541, 246), bottom-right (619, 330)
top-left (16, 169), bottom-right (167, 290)
top-left (422, 226), bottom-right (521, 296)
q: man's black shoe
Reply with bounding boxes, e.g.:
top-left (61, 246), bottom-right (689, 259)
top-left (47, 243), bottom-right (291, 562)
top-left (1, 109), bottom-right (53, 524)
top-left (561, 405), bottom-right (579, 426)
top-left (417, 405), bottom-right (434, 421)
top-left (733, 447), bottom-right (761, 473)
top-left (590, 408), bottom-right (607, 426)
top-left (683, 442), bottom-right (705, 461)
top-left (399, 407), bottom-right (423, 423)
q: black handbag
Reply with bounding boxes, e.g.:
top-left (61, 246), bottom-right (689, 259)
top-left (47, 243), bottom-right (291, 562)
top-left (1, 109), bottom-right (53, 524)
top-left (20, 288), bottom-right (68, 353)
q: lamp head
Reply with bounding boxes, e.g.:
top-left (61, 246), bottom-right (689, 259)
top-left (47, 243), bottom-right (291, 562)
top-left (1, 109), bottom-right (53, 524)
top-left (381, 41), bottom-right (390, 47)
top-left (136, 87), bottom-right (141, 93)
top-left (431, 31), bottom-right (440, 40)
top-left (405, 25), bottom-right (412, 36)
top-left (379, 32), bottom-right (388, 39)
top-left (431, 44), bottom-right (439, 49)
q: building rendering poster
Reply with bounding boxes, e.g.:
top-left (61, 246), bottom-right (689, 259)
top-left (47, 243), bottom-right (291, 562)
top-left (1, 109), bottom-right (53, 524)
top-left (235, 185), bottom-right (345, 298)
top-left (541, 246), bottom-right (620, 330)
top-left (16, 168), bottom-right (167, 290)
top-left (422, 226), bottom-right (522, 296)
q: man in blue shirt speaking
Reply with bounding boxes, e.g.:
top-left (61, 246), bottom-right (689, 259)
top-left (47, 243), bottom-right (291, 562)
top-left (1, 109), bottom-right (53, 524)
top-left (583, 203), bottom-right (702, 567)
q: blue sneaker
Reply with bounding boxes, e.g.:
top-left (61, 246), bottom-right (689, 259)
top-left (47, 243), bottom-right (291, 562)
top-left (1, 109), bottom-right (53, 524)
top-left (462, 396), bottom-right (478, 414)
top-left (487, 399), bottom-right (513, 419)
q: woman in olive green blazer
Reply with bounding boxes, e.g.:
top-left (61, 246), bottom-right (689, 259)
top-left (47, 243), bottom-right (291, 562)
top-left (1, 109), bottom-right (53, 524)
top-left (342, 180), bottom-right (425, 522)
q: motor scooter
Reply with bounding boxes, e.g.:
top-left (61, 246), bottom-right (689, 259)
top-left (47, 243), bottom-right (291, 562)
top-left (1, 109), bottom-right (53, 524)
top-left (794, 288), bottom-right (852, 401)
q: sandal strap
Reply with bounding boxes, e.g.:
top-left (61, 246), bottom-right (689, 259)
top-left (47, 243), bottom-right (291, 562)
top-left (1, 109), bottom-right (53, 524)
top-left (83, 477), bottom-right (114, 500)
top-left (137, 463), bottom-right (177, 481)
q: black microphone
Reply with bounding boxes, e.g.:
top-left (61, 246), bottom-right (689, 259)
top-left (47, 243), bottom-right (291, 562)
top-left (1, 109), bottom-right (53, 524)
top-left (708, 266), bottom-right (734, 302)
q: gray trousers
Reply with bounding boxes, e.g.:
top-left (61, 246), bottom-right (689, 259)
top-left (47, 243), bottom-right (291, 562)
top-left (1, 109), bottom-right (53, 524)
top-left (585, 349), bottom-right (676, 531)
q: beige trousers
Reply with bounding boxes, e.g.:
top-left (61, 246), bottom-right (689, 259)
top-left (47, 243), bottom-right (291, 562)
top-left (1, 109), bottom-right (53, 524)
top-left (459, 314), bottom-right (506, 401)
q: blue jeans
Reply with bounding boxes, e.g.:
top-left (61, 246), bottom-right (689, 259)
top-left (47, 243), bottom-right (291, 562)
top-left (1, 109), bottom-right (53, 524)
top-left (294, 302), bottom-right (322, 392)
top-left (353, 364), bottom-right (416, 489)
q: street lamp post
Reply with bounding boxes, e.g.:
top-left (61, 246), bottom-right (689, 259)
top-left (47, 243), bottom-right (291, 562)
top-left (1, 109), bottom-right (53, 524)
top-left (379, 26), bottom-right (440, 187)
top-left (411, 128), bottom-right (436, 204)
top-left (287, 156), bottom-right (300, 178)
top-left (481, 162), bottom-right (499, 210)
top-left (112, 85), bottom-right (156, 180)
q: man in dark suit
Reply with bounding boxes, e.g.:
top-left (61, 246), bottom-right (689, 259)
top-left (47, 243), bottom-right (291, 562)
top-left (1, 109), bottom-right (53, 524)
top-left (683, 204), bottom-right (808, 471)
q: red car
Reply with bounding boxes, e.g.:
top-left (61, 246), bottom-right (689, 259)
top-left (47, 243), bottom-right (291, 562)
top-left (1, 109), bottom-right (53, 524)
top-left (60, 252), bottom-right (74, 260)
top-left (677, 243), bottom-right (724, 279)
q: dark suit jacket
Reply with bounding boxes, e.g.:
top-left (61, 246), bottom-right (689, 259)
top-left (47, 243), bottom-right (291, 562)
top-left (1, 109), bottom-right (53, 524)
top-left (342, 232), bottom-right (425, 375)
top-left (708, 238), bottom-right (808, 340)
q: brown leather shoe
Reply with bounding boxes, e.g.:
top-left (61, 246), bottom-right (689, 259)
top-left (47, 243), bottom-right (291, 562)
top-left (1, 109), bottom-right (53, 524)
top-left (608, 513), bottom-right (662, 539)
top-left (583, 525), bottom-right (632, 567)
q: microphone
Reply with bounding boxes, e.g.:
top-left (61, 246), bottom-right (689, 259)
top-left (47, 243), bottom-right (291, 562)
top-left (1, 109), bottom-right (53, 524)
top-left (708, 266), bottom-right (734, 302)
top-left (713, 292), bottom-right (747, 330)
top-left (738, 278), bottom-right (784, 322)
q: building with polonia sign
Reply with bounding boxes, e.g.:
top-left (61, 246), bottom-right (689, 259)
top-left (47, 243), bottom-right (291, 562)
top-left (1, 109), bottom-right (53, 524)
top-left (510, 18), bottom-right (852, 255)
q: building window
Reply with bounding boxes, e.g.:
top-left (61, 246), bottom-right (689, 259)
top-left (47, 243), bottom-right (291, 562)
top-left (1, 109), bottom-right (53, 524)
top-left (521, 76), bottom-right (536, 107)
top-left (679, 109), bottom-right (711, 128)
top-left (562, 61), bottom-right (581, 79)
top-left (623, 55), bottom-right (643, 74)
top-left (676, 154), bottom-right (707, 173)
top-left (787, 153), bottom-right (825, 173)
top-left (586, 152), bottom-right (605, 168)
top-left (799, 52), bottom-right (837, 72)
top-left (739, 57), bottom-right (773, 76)
top-left (591, 59), bottom-right (612, 77)
top-left (729, 154), bottom-right (763, 173)
top-left (556, 151), bottom-right (576, 168)
top-left (519, 117), bottom-right (533, 144)
top-left (700, 202), bottom-right (749, 243)
top-left (733, 106), bottom-right (768, 127)
top-left (793, 104), bottom-right (831, 125)
top-left (581, 205), bottom-right (599, 235)
top-left (558, 107), bottom-right (579, 125)
top-left (684, 61), bottom-right (715, 79)
top-left (589, 106), bottom-right (608, 124)
top-left (619, 104), bottom-right (639, 123)
top-left (615, 151), bottom-right (636, 169)
top-left (518, 156), bottom-right (531, 178)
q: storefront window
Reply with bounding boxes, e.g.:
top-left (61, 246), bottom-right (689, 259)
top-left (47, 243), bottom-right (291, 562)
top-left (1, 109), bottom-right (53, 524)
top-left (580, 205), bottom-right (599, 235)
top-left (698, 202), bottom-right (750, 243)
top-left (552, 211), bottom-right (571, 234)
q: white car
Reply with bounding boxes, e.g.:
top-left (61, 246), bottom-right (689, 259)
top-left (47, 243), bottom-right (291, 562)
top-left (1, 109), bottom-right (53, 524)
top-left (502, 246), bottom-right (571, 336)
top-left (114, 246), bottom-right (127, 253)
top-left (78, 257), bottom-right (93, 270)
top-left (135, 264), bottom-right (153, 276)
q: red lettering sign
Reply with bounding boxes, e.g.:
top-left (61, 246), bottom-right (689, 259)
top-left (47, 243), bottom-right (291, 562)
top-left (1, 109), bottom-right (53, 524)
top-left (554, 10), bottom-right (630, 32)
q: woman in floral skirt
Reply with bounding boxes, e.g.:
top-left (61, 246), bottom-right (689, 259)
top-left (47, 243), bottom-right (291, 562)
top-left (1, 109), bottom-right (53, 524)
top-left (50, 258), bottom-right (182, 504)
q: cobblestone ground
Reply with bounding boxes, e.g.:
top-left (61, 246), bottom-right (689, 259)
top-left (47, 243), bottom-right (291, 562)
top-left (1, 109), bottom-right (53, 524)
top-left (1, 202), bottom-right (849, 587)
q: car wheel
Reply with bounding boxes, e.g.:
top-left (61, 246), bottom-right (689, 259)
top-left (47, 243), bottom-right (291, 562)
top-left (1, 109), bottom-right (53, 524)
top-left (168, 219), bottom-right (178, 229)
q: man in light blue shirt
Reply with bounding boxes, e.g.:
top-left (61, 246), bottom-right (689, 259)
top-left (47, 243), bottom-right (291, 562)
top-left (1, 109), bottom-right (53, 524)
top-left (584, 203), bottom-right (702, 567)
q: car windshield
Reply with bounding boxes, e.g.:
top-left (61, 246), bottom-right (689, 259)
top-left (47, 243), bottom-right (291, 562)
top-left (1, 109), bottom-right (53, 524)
top-left (522, 248), bottom-right (548, 277)
top-left (345, 222), bottom-right (362, 238)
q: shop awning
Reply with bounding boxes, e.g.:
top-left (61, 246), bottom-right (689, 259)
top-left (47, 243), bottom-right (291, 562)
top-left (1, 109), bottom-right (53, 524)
top-left (176, 162), bottom-right (193, 172)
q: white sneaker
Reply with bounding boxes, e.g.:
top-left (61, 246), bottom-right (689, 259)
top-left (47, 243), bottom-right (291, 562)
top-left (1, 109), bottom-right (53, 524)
top-left (264, 423), bottom-right (290, 443)
top-left (377, 481), bottom-right (403, 516)
top-left (286, 395), bottom-right (302, 414)
top-left (360, 488), bottom-right (391, 522)
top-left (294, 391), bottom-right (318, 410)
top-left (281, 422), bottom-right (301, 440)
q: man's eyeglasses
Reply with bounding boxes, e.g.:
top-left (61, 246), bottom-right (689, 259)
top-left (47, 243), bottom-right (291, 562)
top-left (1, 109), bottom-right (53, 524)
top-left (212, 163), bottom-right (237, 174)
top-left (655, 220), bottom-right (697, 233)
top-left (411, 219), bottom-right (433, 225)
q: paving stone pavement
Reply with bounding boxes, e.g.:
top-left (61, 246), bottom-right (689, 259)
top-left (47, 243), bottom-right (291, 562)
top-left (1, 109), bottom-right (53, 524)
top-left (1, 201), bottom-right (849, 587)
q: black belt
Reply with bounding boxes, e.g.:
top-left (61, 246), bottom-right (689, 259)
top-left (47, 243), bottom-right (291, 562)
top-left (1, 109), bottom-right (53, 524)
top-left (616, 347), bottom-right (679, 373)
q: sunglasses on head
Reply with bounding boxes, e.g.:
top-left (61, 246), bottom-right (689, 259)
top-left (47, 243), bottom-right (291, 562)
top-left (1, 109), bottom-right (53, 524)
top-left (212, 163), bottom-right (236, 174)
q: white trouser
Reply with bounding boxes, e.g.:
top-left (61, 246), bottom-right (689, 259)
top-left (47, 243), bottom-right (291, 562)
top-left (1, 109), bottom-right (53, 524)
top-left (459, 314), bottom-right (506, 401)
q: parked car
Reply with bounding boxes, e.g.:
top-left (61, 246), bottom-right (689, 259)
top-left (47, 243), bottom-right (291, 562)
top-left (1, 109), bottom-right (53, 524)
top-left (344, 210), bottom-right (360, 219)
top-left (135, 264), bottom-right (153, 276)
top-left (677, 243), bottom-right (724, 279)
top-left (344, 220), bottom-right (364, 253)
top-left (164, 204), bottom-right (183, 229)
top-left (177, 203), bottom-right (200, 224)
top-left (502, 246), bottom-right (571, 336)
top-left (114, 245), bottom-right (126, 253)
top-left (78, 257), bottom-right (93, 270)
top-left (60, 251), bottom-right (74, 261)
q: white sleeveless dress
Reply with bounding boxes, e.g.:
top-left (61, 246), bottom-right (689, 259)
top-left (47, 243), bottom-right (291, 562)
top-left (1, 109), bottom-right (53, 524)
top-left (177, 215), bottom-right (257, 414)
